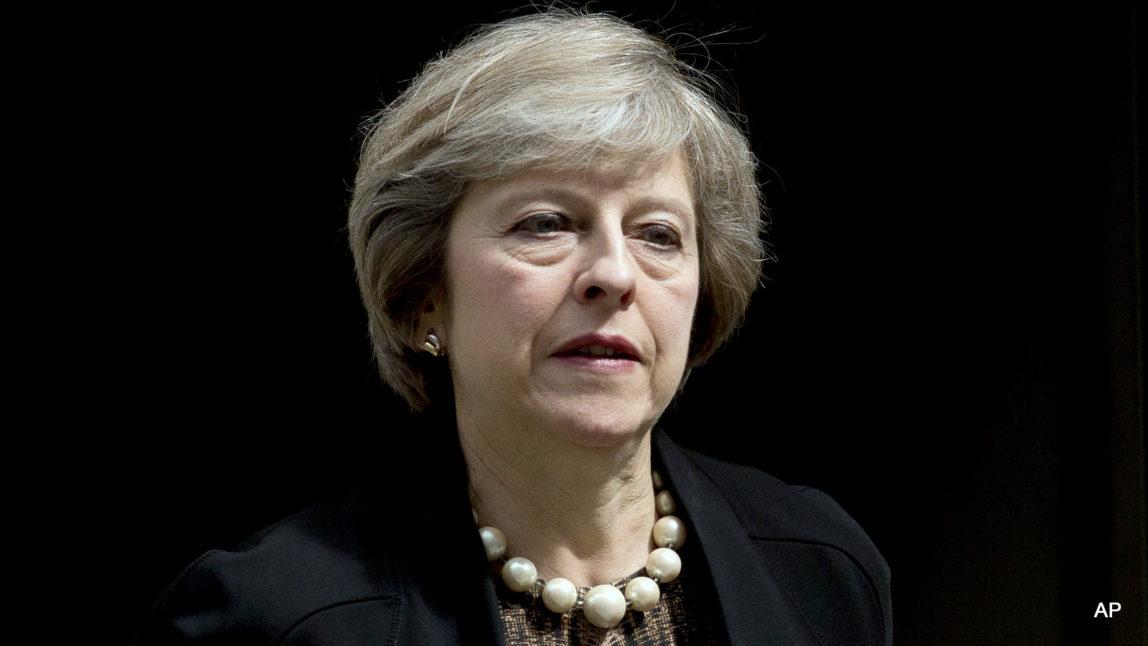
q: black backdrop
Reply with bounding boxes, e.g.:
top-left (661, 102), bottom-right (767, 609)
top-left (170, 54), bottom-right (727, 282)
top-left (100, 2), bottom-right (1143, 643)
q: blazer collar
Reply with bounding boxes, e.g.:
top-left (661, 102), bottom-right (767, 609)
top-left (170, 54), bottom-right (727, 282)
top-left (385, 415), bottom-right (506, 645)
top-left (653, 429), bottom-right (821, 646)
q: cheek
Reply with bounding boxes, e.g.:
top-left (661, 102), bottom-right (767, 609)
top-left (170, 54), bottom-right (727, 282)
top-left (446, 248), bottom-right (559, 359)
top-left (661, 265), bottom-right (701, 348)
top-left (647, 269), bottom-right (699, 405)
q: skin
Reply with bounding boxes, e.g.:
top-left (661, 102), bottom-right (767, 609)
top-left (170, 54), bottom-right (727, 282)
top-left (421, 152), bottom-right (699, 586)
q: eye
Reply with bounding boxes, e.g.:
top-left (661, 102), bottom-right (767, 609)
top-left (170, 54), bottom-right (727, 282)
top-left (639, 224), bottom-right (682, 248)
top-left (515, 212), bottom-right (571, 235)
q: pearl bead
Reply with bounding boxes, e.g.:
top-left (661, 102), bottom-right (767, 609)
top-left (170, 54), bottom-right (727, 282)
top-left (624, 576), bottom-right (660, 611)
top-left (480, 473), bottom-right (684, 623)
top-left (501, 556), bottom-right (537, 592)
top-left (541, 577), bottom-right (578, 613)
top-left (582, 584), bottom-right (627, 628)
top-left (652, 515), bottom-right (687, 548)
top-left (646, 547), bottom-right (681, 583)
top-left (478, 526), bottom-right (507, 562)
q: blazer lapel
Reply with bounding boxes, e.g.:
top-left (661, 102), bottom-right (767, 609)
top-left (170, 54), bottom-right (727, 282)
top-left (654, 431), bottom-right (821, 646)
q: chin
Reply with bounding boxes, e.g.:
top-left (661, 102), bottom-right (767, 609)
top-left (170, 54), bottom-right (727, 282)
top-left (563, 425), bottom-right (643, 449)
top-left (541, 398), bottom-right (661, 449)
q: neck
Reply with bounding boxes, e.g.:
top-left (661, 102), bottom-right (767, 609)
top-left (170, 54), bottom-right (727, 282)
top-left (459, 418), bottom-right (658, 588)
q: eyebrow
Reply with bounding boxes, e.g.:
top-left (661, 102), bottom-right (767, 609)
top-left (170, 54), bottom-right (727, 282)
top-left (627, 196), bottom-right (696, 224)
top-left (492, 185), bottom-right (696, 225)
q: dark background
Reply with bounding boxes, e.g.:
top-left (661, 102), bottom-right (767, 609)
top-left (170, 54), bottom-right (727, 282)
top-left (85, 1), bottom-right (1142, 643)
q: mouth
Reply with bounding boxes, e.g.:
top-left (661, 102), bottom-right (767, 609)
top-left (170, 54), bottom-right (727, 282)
top-left (552, 335), bottom-right (641, 363)
top-left (568, 345), bottom-right (633, 358)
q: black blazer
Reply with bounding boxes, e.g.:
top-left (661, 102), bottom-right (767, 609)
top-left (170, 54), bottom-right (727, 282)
top-left (136, 430), bottom-right (892, 645)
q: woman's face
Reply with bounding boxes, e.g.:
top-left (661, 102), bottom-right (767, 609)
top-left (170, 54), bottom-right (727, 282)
top-left (434, 153), bottom-right (699, 448)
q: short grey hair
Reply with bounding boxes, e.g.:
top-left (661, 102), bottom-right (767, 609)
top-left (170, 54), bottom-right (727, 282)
top-left (348, 9), bottom-right (766, 411)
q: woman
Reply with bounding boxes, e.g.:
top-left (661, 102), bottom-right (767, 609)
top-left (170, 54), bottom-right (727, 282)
top-left (136, 9), bottom-right (891, 645)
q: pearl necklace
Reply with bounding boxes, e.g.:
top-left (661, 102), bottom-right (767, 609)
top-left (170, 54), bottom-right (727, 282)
top-left (475, 469), bottom-right (686, 629)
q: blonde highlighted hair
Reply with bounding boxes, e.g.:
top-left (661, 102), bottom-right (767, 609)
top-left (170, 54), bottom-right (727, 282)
top-left (348, 9), bottom-right (766, 411)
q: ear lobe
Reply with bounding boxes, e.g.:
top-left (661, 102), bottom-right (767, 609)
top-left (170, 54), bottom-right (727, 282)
top-left (416, 300), bottom-right (448, 353)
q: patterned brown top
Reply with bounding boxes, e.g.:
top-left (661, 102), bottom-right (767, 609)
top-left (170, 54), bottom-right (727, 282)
top-left (496, 565), bottom-right (722, 646)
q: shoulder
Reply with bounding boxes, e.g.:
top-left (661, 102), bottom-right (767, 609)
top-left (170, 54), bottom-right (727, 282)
top-left (679, 446), bottom-right (885, 557)
top-left (657, 432), bottom-right (893, 645)
top-left (134, 490), bottom-right (401, 645)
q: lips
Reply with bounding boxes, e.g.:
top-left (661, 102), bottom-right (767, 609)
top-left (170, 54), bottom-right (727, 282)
top-left (552, 334), bottom-right (641, 361)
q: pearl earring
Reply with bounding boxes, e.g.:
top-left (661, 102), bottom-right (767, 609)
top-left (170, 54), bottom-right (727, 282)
top-left (423, 330), bottom-right (444, 357)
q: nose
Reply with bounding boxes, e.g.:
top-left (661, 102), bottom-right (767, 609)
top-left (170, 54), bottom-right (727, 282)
top-left (573, 227), bottom-right (636, 307)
